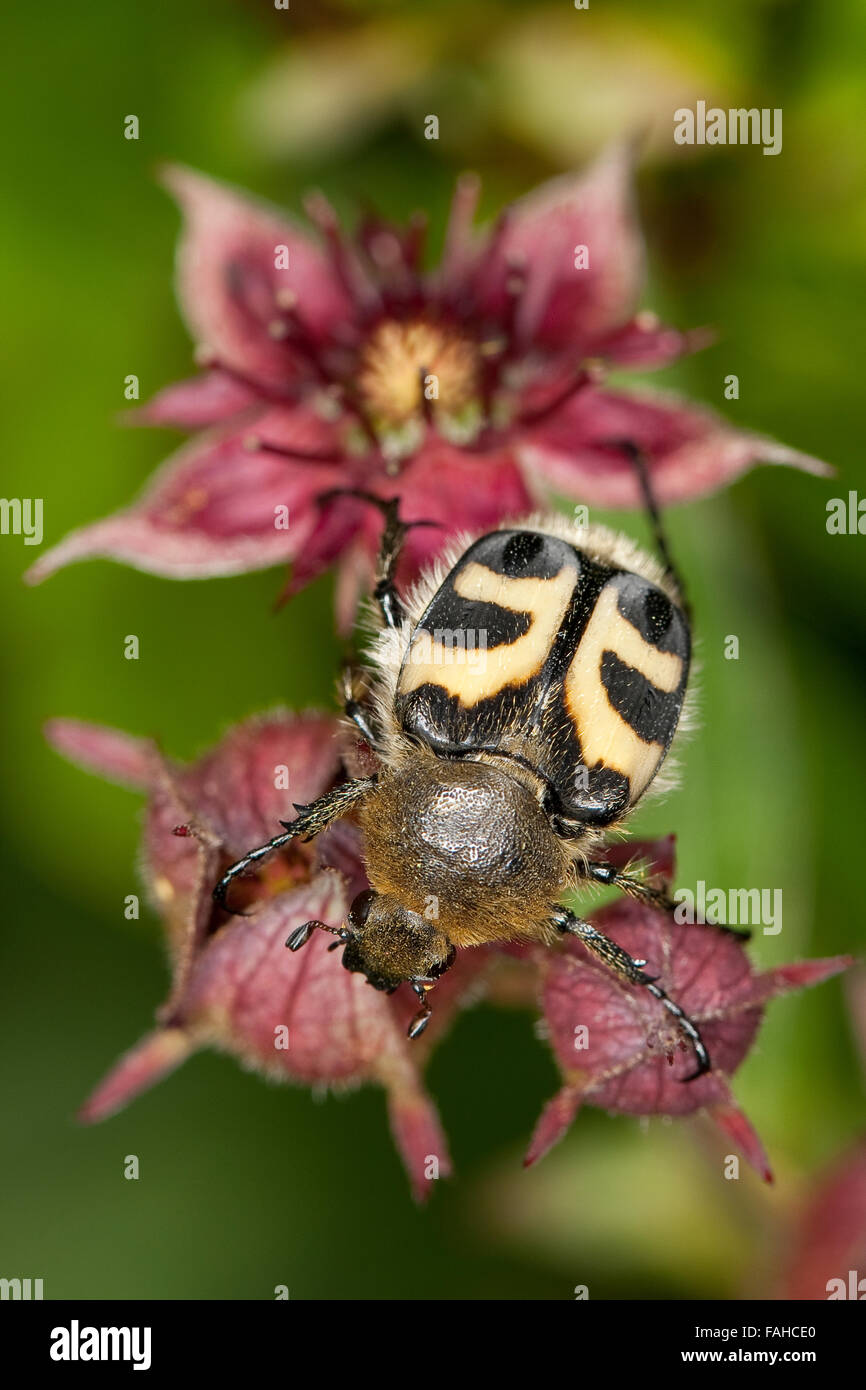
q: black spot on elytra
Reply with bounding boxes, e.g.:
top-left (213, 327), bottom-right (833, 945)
top-left (643, 589), bottom-right (672, 644)
top-left (614, 572), bottom-right (687, 656)
top-left (502, 531), bottom-right (544, 576)
top-left (600, 650), bottom-right (683, 745)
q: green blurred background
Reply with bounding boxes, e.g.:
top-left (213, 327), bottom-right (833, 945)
top-left (2, 0), bottom-right (865, 1299)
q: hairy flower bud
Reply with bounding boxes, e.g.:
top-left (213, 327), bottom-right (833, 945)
top-left (528, 840), bottom-right (852, 1181)
top-left (46, 712), bottom-right (471, 1200)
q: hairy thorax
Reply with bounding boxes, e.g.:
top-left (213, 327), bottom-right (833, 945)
top-left (358, 753), bottom-right (570, 946)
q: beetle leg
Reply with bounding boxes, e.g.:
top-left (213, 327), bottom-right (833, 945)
top-left (407, 978), bottom-right (435, 1039)
top-left (552, 906), bottom-right (711, 1080)
top-left (213, 776), bottom-right (377, 915)
top-left (339, 665), bottom-right (385, 753)
top-left (371, 495), bottom-right (415, 629)
top-left (320, 489), bottom-right (439, 629)
top-left (580, 860), bottom-right (752, 941)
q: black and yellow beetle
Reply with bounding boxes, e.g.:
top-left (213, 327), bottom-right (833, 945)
top-left (215, 457), bottom-right (711, 1078)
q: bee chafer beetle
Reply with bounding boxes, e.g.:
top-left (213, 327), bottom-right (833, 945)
top-left (215, 460), bottom-right (714, 1079)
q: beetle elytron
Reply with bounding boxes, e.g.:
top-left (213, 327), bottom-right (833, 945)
top-left (215, 456), bottom-right (712, 1078)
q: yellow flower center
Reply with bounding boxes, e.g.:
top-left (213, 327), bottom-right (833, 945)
top-left (357, 318), bottom-right (480, 428)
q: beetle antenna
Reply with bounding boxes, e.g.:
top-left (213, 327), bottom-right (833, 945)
top-left (285, 919), bottom-right (353, 952)
top-left (609, 438), bottom-right (690, 618)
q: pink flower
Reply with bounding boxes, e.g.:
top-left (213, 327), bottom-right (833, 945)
top-left (772, 970), bottom-right (866, 1296)
top-left (46, 712), bottom-right (482, 1201)
top-left (525, 839), bottom-right (852, 1182)
top-left (777, 1139), bottom-right (866, 1299)
top-left (27, 149), bottom-right (827, 626)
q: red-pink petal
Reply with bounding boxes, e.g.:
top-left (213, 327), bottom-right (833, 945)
top-left (278, 437), bottom-right (537, 610)
top-left (394, 437), bottom-right (535, 579)
top-left (534, 845), bottom-right (852, 1180)
top-left (524, 1085), bottom-right (583, 1168)
top-left (381, 1051), bottom-right (453, 1203)
top-left (145, 788), bottom-right (218, 982)
top-left (473, 145), bottom-right (646, 354)
top-left (26, 409), bottom-right (347, 584)
top-left (179, 866), bottom-right (422, 1095)
top-left (386, 1094), bottom-right (452, 1203)
top-left (57, 708), bottom-right (454, 1199)
top-left (541, 921), bottom-right (757, 1117)
top-left (519, 385), bottom-right (831, 507)
top-left (594, 316), bottom-right (712, 370)
top-left (333, 536), bottom-right (378, 638)
top-left (539, 888), bottom-right (838, 1121)
top-left (280, 491), bottom-right (376, 617)
top-left (181, 875), bottom-right (394, 1083)
top-left (183, 874), bottom-right (452, 1200)
top-left (709, 1097), bottom-right (773, 1184)
top-left (438, 172), bottom-right (482, 291)
top-left (78, 1028), bottom-right (193, 1123)
top-left (129, 370), bottom-right (262, 429)
top-left (179, 711), bottom-right (343, 857)
top-left (162, 164), bottom-right (353, 390)
top-left (755, 956), bottom-right (855, 1001)
top-left (44, 718), bottom-right (158, 790)
top-left (780, 1140), bottom-right (866, 1299)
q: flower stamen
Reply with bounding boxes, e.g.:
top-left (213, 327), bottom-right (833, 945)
top-left (356, 318), bottom-right (481, 433)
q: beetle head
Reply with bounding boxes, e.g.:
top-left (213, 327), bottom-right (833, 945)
top-left (285, 889), bottom-right (455, 1035)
